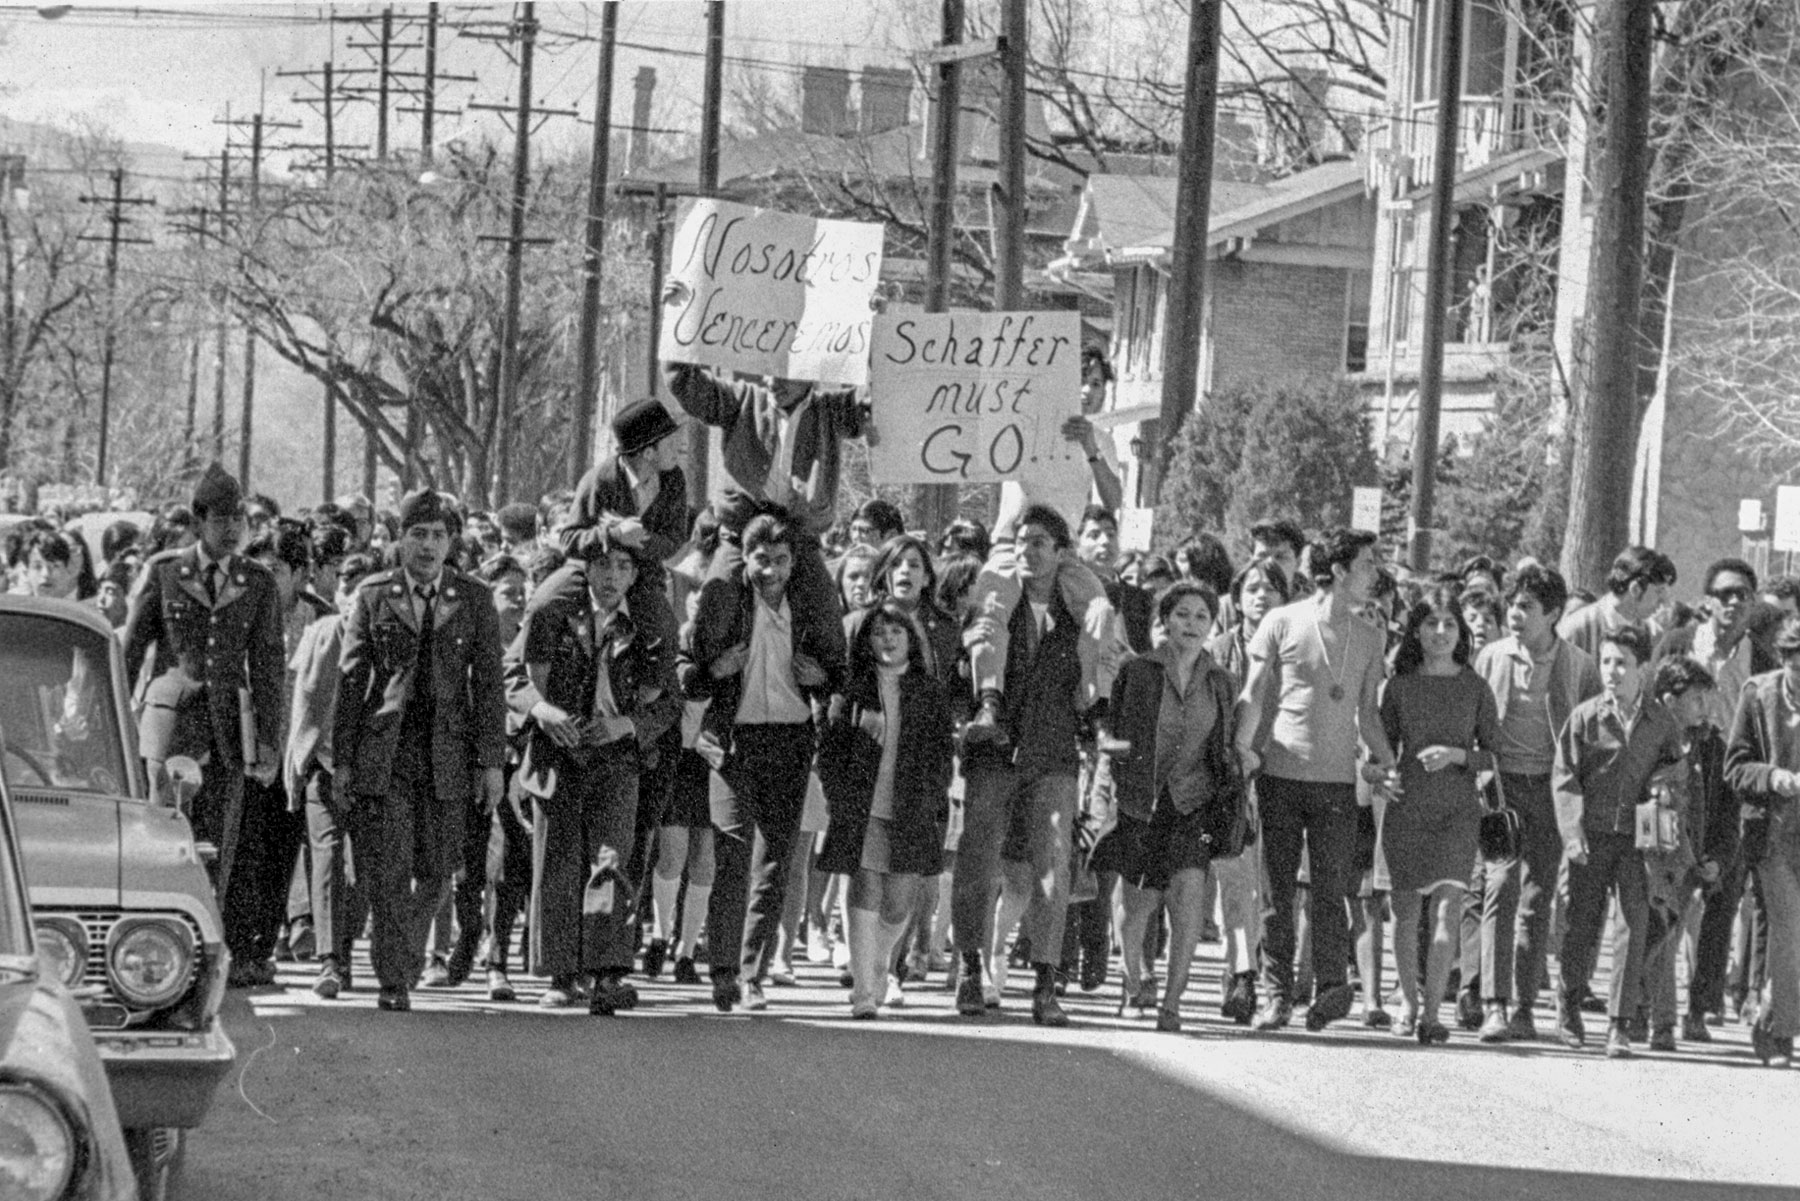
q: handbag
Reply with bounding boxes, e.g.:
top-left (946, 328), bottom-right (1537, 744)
top-left (1477, 773), bottom-right (1523, 863)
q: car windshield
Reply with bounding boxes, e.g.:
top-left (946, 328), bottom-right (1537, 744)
top-left (0, 791), bottom-right (33, 963)
top-left (0, 612), bottom-right (131, 797)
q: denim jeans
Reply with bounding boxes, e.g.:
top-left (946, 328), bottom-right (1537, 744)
top-left (953, 766), bottom-right (1079, 964)
top-left (1258, 776), bottom-right (1357, 1000)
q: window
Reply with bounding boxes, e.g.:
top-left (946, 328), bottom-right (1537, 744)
top-left (1345, 270), bottom-right (1373, 373)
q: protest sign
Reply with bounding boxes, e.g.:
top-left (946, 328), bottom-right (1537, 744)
top-left (866, 309), bottom-right (1083, 486)
top-left (658, 198), bottom-right (884, 386)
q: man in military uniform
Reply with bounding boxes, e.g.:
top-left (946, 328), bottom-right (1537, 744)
top-left (333, 488), bottom-right (507, 1012)
top-left (123, 462), bottom-right (287, 986)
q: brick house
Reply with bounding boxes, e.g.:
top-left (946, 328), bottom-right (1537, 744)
top-left (1051, 159), bottom-right (1377, 506)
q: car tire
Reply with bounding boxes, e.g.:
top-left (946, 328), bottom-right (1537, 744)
top-left (125, 1126), bottom-right (186, 1201)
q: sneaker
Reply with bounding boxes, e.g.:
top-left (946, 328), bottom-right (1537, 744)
top-left (1681, 1012), bottom-right (1712, 1043)
top-left (882, 973), bottom-right (905, 1008)
top-left (1305, 982), bottom-right (1355, 1031)
top-left (539, 983), bottom-right (575, 1009)
top-left (957, 973), bottom-right (986, 1016)
top-left (1252, 996), bottom-right (1293, 1031)
top-left (1478, 1002), bottom-right (1511, 1044)
top-left (420, 955), bottom-right (451, 988)
top-left (673, 956), bottom-right (702, 985)
top-left (311, 959), bottom-right (344, 1000)
top-left (742, 981), bottom-right (768, 1011)
top-left (962, 693), bottom-right (1009, 747)
top-left (1558, 1005), bottom-right (1586, 1049)
top-left (1648, 1024), bottom-right (1677, 1052)
top-left (768, 965), bottom-right (799, 987)
top-left (1605, 1022), bottom-right (1633, 1059)
top-left (1506, 1005), bottom-right (1539, 1042)
top-left (486, 969), bottom-right (516, 1002)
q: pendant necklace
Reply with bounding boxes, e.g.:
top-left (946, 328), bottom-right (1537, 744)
top-left (1315, 600), bottom-right (1351, 702)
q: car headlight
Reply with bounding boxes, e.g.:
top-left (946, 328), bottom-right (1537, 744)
top-left (34, 917), bottom-right (86, 990)
top-left (0, 1084), bottom-right (76, 1201)
top-left (106, 918), bottom-right (193, 1008)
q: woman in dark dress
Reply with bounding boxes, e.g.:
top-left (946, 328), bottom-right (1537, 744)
top-left (817, 600), bottom-right (955, 1018)
top-left (1379, 585), bottom-right (1502, 1043)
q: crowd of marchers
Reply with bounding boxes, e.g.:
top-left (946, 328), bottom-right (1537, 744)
top-left (8, 348), bottom-right (1796, 1068)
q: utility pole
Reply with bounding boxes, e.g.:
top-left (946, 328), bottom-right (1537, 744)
top-left (178, 143), bottom-right (233, 462)
top-left (217, 109), bottom-right (300, 490)
top-left (571, 1), bottom-right (619, 488)
top-left (1407, 0), bottom-right (1466, 572)
top-left (1152, 0), bottom-right (1221, 504)
top-left (281, 60), bottom-right (368, 503)
top-left (468, 3), bottom-right (567, 504)
top-left (688, 0), bottom-right (726, 506)
top-left (78, 166), bottom-right (155, 487)
top-left (1561, 0), bottom-right (1655, 589)
top-left (993, 0), bottom-right (1027, 312)
top-left (397, 4), bottom-right (474, 163)
top-left (915, 0), bottom-right (966, 533)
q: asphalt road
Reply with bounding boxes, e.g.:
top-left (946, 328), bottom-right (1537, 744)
top-left (178, 940), bottom-right (1799, 1201)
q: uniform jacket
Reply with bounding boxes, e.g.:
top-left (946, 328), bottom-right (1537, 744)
top-left (122, 544), bottom-right (286, 768)
top-left (677, 566), bottom-right (845, 768)
top-left (815, 666), bottom-right (954, 877)
top-left (332, 566), bottom-right (507, 803)
top-left (502, 562), bottom-right (680, 799)
top-left (563, 457), bottom-right (693, 570)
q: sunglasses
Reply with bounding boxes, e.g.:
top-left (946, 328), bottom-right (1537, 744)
top-left (1708, 586), bottom-right (1751, 603)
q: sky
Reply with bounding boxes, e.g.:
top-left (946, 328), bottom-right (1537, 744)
top-left (0, 2), bottom-right (899, 176)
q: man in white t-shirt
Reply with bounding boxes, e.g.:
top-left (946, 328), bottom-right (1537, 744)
top-left (1235, 527), bottom-right (1399, 1032)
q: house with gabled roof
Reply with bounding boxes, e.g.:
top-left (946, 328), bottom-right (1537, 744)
top-left (1051, 157), bottom-right (1377, 506)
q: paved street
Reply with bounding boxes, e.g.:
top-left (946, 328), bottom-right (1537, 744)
top-left (184, 943), bottom-right (1800, 1201)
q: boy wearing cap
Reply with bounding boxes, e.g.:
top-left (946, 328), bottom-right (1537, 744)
top-left (124, 461), bottom-right (288, 985)
top-left (333, 488), bottom-right (508, 1012)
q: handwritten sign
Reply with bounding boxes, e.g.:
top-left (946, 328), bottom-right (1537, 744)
top-left (866, 310), bottom-right (1083, 486)
top-left (1775, 487), bottom-right (1800, 552)
top-left (658, 198), bottom-right (884, 386)
top-left (1118, 507), bottom-right (1154, 553)
top-left (1351, 486), bottom-right (1383, 534)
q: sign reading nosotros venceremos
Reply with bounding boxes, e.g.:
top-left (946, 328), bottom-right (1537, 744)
top-left (658, 198), bottom-right (885, 386)
top-left (867, 310), bottom-right (1083, 485)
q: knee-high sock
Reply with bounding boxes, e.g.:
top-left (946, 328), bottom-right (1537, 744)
top-left (652, 872), bottom-right (682, 942)
top-left (848, 905), bottom-right (883, 1011)
top-left (677, 883), bottom-right (711, 959)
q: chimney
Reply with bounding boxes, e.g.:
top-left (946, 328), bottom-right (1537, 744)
top-left (801, 65), bottom-right (854, 136)
top-left (1283, 67), bottom-right (1331, 164)
top-left (860, 66), bottom-right (913, 135)
top-left (627, 66), bottom-right (656, 174)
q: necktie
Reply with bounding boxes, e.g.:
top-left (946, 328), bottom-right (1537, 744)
top-left (205, 563), bottom-right (220, 604)
top-left (416, 584), bottom-right (437, 629)
top-left (765, 395), bottom-right (813, 509)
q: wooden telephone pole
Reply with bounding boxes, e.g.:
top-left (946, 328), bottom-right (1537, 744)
top-left (77, 167), bottom-right (155, 486)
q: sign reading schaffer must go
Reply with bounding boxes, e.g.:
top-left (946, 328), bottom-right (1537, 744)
top-left (658, 197), bottom-right (886, 387)
top-left (867, 309), bottom-right (1083, 486)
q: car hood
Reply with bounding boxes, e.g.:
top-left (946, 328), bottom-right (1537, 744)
top-left (10, 790), bottom-right (120, 909)
top-left (0, 972), bottom-right (136, 1201)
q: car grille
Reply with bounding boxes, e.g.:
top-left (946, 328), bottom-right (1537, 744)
top-left (43, 909), bottom-right (205, 1029)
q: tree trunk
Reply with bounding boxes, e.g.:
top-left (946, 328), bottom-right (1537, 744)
top-left (1560, 0), bottom-right (1655, 591)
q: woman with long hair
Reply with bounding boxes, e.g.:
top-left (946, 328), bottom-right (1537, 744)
top-left (1379, 584), bottom-right (1502, 1043)
top-left (816, 600), bottom-right (954, 1017)
top-left (1205, 555), bottom-right (1291, 1022)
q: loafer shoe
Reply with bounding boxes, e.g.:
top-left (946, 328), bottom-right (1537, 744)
top-left (1455, 986), bottom-right (1484, 1030)
top-left (589, 977), bottom-right (639, 1016)
top-left (956, 975), bottom-right (986, 1017)
top-left (311, 960), bottom-right (344, 1000)
top-left (743, 981), bottom-right (768, 1011)
top-left (1032, 989), bottom-right (1070, 1028)
top-left (1649, 1024), bottom-right (1678, 1052)
top-left (642, 939), bottom-right (669, 979)
top-left (1220, 973), bottom-right (1257, 1025)
top-left (1680, 1012), bottom-right (1711, 1044)
top-left (712, 979), bottom-right (741, 1012)
top-left (376, 985), bottom-right (410, 1012)
top-left (1305, 983), bottom-right (1355, 1031)
top-left (673, 956), bottom-right (702, 985)
top-left (1506, 1007), bottom-right (1539, 1042)
top-left (1605, 1024), bottom-right (1633, 1059)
